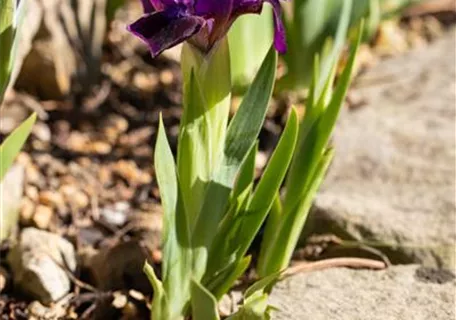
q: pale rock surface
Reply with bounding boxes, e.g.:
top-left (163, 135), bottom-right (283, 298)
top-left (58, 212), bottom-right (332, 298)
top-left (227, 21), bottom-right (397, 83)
top-left (270, 265), bottom-right (455, 320)
top-left (7, 228), bottom-right (76, 304)
top-left (306, 29), bottom-right (456, 268)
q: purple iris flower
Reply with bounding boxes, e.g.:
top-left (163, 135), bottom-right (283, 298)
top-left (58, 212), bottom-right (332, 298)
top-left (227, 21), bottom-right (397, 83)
top-left (128, 0), bottom-right (286, 57)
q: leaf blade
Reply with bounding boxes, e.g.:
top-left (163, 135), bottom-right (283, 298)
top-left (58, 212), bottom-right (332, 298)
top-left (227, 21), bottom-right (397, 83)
top-left (0, 113), bottom-right (36, 181)
top-left (154, 115), bottom-right (192, 318)
top-left (191, 280), bottom-right (220, 320)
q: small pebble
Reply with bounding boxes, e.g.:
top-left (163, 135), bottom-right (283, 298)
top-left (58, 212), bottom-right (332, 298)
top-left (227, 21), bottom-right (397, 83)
top-left (32, 122), bottom-right (51, 142)
top-left (20, 197), bottom-right (35, 224)
top-left (60, 185), bottom-right (90, 210)
top-left (38, 190), bottom-right (65, 212)
top-left (112, 160), bottom-right (152, 185)
top-left (112, 292), bottom-right (128, 309)
top-left (33, 205), bottom-right (53, 229)
top-left (90, 141), bottom-right (112, 155)
top-left (159, 70), bottom-right (174, 85)
top-left (0, 267), bottom-right (9, 293)
top-left (25, 185), bottom-right (39, 202)
top-left (7, 228), bottom-right (76, 304)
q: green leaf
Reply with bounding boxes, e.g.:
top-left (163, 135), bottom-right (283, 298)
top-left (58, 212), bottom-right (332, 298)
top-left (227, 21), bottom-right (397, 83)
top-left (0, 164), bottom-right (23, 241)
top-left (207, 108), bottom-right (298, 283)
top-left (258, 149), bottom-right (334, 276)
top-left (281, 0), bottom-right (345, 89)
top-left (191, 47), bottom-right (277, 273)
top-left (207, 256), bottom-right (251, 300)
top-left (227, 274), bottom-right (280, 320)
top-left (177, 68), bottom-right (212, 229)
top-left (190, 280), bottom-right (220, 320)
top-left (226, 294), bottom-right (271, 320)
top-left (228, 6), bottom-right (273, 91)
top-left (180, 38), bottom-right (231, 178)
top-left (245, 272), bottom-right (281, 298)
top-left (317, 22), bottom-right (363, 144)
top-left (203, 182), bottom-right (251, 278)
top-left (144, 262), bottom-right (170, 320)
top-left (258, 24), bottom-right (364, 277)
top-left (154, 116), bottom-right (192, 319)
top-left (232, 142), bottom-right (257, 201)
top-left (221, 46), bottom-right (277, 188)
top-left (284, 22), bottom-right (363, 217)
top-left (316, 0), bottom-right (353, 96)
top-left (0, 113), bottom-right (36, 181)
top-left (234, 108), bottom-right (299, 258)
top-left (255, 193), bottom-right (281, 268)
top-left (0, 0), bottom-right (15, 100)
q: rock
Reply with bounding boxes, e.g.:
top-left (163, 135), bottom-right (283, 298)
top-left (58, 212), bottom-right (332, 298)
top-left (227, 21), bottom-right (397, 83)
top-left (270, 265), bottom-right (456, 320)
top-left (112, 291), bottom-right (128, 309)
top-left (38, 190), bottom-right (65, 212)
top-left (111, 160), bottom-right (152, 186)
top-left (7, 228), bottom-right (76, 304)
top-left (0, 267), bottom-right (9, 293)
top-left (305, 29), bottom-right (456, 268)
top-left (60, 185), bottom-right (90, 211)
top-left (100, 202), bottom-right (130, 227)
top-left (20, 197), bottom-right (36, 224)
top-left (28, 295), bottom-right (73, 320)
top-left (32, 122), bottom-right (52, 142)
top-left (0, 165), bottom-right (25, 241)
top-left (32, 205), bottom-right (54, 230)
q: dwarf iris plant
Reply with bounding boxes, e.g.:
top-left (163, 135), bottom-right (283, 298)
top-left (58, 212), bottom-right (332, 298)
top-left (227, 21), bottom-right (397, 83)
top-left (128, 0), bottom-right (362, 319)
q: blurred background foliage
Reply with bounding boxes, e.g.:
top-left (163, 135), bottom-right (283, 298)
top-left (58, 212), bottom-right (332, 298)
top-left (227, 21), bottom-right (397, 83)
top-left (10, 0), bottom-right (125, 99)
top-left (5, 0), bottom-right (431, 100)
top-left (229, 0), bottom-right (426, 92)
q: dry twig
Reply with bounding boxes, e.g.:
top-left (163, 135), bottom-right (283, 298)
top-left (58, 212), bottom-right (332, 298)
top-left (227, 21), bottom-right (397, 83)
top-left (285, 258), bottom-right (387, 277)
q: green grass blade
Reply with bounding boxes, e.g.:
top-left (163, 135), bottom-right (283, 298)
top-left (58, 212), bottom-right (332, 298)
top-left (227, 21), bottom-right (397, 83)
top-left (0, 113), bottom-right (36, 181)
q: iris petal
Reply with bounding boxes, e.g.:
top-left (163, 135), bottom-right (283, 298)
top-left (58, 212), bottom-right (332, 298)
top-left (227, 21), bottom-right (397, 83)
top-left (140, 0), bottom-right (155, 12)
top-left (265, 0), bottom-right (286, 53)
top-left (193, 0), bottom-right (234, 47)
top-left (128, 8), bottom-right (205, 57)
top-left (130, 0), bottom-right (287, 56)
